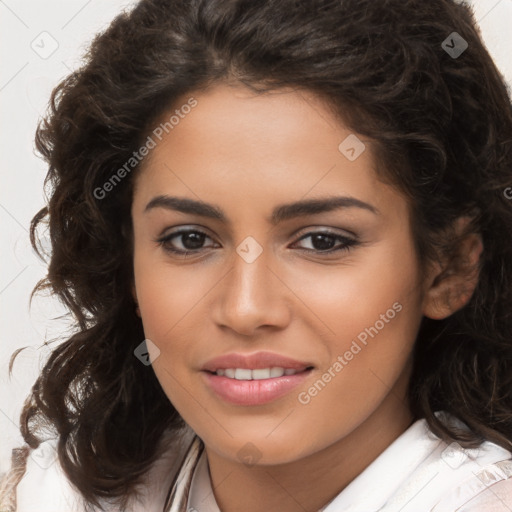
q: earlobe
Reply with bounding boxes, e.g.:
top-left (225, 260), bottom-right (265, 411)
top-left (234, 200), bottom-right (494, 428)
top-left (422, 227), bottom-right (483, 320)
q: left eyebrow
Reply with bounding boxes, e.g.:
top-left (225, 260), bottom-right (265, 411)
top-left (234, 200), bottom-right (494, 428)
top-left (270, 196), bottom-right (379, 224)
top-left (144, 195), bottom-right (379, 225)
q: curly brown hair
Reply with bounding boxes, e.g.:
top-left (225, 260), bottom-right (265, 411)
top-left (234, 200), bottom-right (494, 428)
top-left (10, 0), bottom-right (512, 509)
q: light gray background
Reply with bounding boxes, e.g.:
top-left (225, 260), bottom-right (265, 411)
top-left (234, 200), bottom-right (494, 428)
top-left (1, 0), bottom-right (511, 473)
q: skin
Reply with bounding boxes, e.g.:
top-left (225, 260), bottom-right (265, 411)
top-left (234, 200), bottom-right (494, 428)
top-left (130, 83), bottom-right (481, 512)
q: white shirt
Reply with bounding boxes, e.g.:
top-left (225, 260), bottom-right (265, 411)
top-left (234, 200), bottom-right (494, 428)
top-left (2, 413), bottom-right (511, 511)
top-left (186, 413), bottom-right (512, 512)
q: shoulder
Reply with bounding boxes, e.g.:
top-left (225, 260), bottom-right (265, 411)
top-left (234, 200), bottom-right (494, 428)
top-left (375, 414), bottom-right (512, 512)
top-left (0, 427), bottom-right (196, 512)
top-left (456, 472), bottom-right (512, 511)
top-left (0, 438), bottom-right (86, 512)
top-left (431, 440), bottom-right (512, 512)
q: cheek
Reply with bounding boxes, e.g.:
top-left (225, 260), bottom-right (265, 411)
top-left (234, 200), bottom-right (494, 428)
top-left (289, 279), bottom-right (420, 458)
top-left (295, 302), bottom-right (417, 435)
top-left (133, 247), bottom-right (216, 342)
top-left (292, 245), bottom-right (421, 348)
top-left (291, 246), bottom-right (422, 402)
top-left (298, 274), bottom-right (419, 388)
top-left (133, 259), bottom-right (202, 405)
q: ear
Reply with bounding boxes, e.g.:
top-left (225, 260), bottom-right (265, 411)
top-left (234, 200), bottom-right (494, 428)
top-left (422, 217), bottom-right (483, 320)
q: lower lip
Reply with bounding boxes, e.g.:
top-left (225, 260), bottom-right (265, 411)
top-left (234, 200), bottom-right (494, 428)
top-left (201, 369), bottom-right (313, 406)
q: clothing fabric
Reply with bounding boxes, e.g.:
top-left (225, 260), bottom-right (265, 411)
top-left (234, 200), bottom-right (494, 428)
top-left (1, 413), bottom-right (511, 511)
top-left (178, 413), bottom-right (512, 512)
top-left (0, 427), bottom-right (195, 512)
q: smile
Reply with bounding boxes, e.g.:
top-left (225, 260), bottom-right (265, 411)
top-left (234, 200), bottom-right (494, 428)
top-left (213, 367), bottom-right (305, 379)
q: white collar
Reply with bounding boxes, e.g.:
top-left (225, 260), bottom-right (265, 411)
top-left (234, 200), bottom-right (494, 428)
top-left (177, 413), bottom-right (512, 512)
top-left (188, 446), bottom-right (222, 512)
top-left (187, 419), bottom-right (441, 512)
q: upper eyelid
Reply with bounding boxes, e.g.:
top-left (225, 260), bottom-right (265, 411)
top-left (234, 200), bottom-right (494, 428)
top-left (158, 225), bottom-right (356, 238)
top-left (294, 227), bottom-right (356, 240)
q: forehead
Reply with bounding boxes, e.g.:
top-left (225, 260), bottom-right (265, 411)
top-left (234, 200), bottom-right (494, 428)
top-left (131, 83), bottom-right (405, 222)
top-left (146, 84), bottom-right (355, 160)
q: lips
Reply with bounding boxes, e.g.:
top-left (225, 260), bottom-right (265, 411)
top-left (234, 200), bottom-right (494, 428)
top-left (201, 351), bottom-right (315, 406)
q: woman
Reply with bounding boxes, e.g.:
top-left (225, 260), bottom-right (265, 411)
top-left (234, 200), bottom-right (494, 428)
top-left (1, 0), bottom-right (512, 510)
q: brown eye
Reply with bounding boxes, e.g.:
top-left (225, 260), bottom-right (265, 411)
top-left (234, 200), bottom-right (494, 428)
top-left (292, 231), bottom-right (358, 254)
top-left (156, 229), bottom-right (216, 255)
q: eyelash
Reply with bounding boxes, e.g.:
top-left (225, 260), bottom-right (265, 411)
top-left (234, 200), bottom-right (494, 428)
top-left (155, 228), bottom-right (359, 258)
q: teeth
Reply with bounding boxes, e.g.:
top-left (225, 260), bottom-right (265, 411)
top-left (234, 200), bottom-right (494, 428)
top-left (235, 368), bottom-right (252, 380)
top-left (252, 368), bottom-right (271, 379)
top-left (215, 367), bottom-right (300, 380)
top-left (270, 367), bottom-right (284, 378)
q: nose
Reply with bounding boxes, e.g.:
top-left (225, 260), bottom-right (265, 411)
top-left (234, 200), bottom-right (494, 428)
top-left (212, 245), bottom-right (292, 337)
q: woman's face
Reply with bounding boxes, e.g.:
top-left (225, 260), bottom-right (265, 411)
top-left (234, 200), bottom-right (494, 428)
top-left (131, 83), bottom-right (426, 464)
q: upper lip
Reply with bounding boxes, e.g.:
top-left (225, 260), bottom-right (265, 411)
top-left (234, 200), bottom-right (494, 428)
top-left (201, 351), bottom-right (314, 372)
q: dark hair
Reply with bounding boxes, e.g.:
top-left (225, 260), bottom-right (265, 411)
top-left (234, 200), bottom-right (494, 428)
top-left (12, 0), bottom-right (512, 508)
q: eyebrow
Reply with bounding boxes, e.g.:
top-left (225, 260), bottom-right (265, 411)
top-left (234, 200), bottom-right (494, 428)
top-left (144, 195), bottom-right (379, 224)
